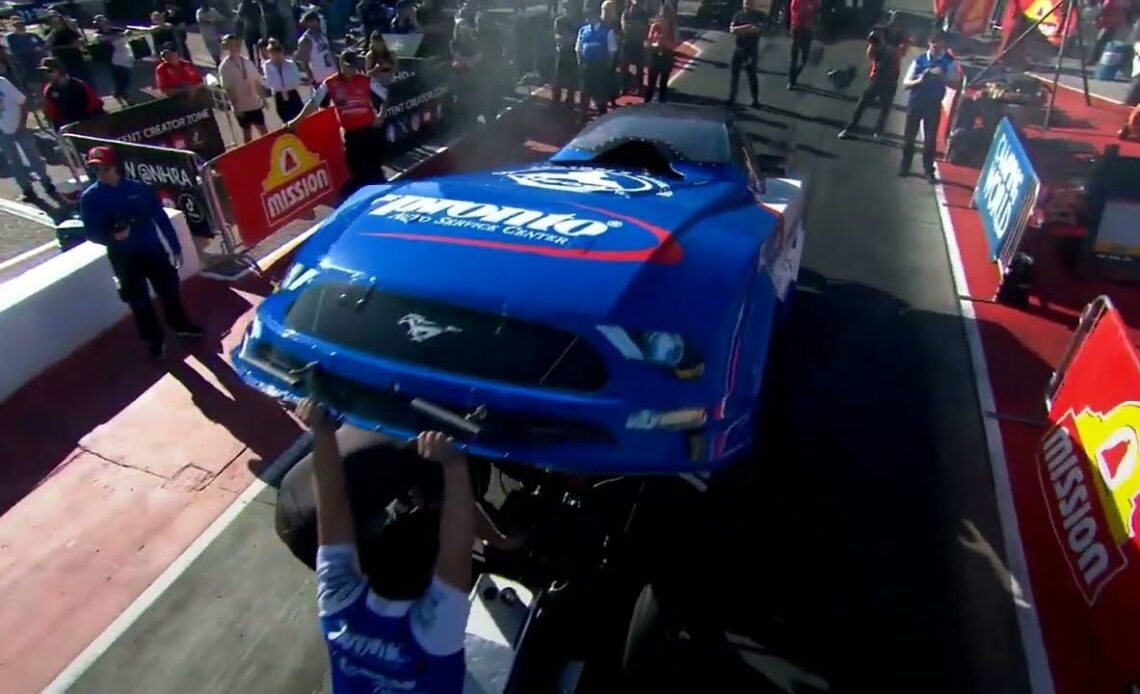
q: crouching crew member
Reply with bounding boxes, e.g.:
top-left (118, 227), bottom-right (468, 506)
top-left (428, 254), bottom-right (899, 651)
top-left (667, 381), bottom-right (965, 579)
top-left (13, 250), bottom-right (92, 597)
top-left (289, 49), bottom-right (387, 196)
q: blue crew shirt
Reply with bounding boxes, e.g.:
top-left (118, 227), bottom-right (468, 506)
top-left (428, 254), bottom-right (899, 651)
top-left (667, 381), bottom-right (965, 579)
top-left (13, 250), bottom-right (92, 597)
top-left (79, 178), bottom-right (182, 256)
top-left (317, 545), bottom-right (468, 694)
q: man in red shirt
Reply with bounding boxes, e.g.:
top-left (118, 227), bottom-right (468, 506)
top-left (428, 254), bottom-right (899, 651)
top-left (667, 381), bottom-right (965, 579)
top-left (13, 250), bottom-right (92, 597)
top-left (839, 14), bottom-right (907, 139)
top-left (787, 0), bottom-right (819, 90)
top-left (289, 49), bottom-right (388, 195)
top-left (154, 44), bottom-right (202, 96)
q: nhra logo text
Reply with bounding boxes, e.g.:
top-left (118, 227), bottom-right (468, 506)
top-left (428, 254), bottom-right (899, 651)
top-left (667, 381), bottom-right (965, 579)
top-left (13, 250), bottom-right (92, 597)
top-left (1038, 403), bottom-right (1140, 604)
top-left (500, 167), bottom-right (674, 197)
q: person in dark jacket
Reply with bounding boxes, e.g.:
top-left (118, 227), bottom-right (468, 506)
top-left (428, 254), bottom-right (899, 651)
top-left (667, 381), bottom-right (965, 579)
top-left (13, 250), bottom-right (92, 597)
top-left (79, 146), bottom-right (203, 359)
top-left (552, 0), bottom-right (583, 106)
top-left (44, 12), bottom-right (90, 83)
top-left (727, 0), bottom-right (763, 107)
top-left (38, 58), bottom-right (104, 130)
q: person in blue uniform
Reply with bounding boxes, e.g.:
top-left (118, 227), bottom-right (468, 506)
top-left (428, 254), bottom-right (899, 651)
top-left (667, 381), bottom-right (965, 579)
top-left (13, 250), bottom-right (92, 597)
top-left (899, 30), bottom-right (960, 183)
top-left (299, 394), bottom-right (474, 694)
top-left (79, 146), bottom-right (203, 359)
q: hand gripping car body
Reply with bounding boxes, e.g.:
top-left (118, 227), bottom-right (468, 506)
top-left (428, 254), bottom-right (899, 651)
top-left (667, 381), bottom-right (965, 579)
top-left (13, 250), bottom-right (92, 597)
top-left (234, 103), bottom-right (807, 475)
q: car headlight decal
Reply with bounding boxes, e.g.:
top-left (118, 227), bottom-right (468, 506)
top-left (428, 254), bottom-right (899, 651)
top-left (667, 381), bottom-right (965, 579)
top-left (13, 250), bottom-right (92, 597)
top-left (597, 325), bottom-right (702, 377)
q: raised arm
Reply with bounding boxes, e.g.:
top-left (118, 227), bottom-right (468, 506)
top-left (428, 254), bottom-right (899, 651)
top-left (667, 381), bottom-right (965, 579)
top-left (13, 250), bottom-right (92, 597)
top-left (417, 432), bottom-right (474, 592)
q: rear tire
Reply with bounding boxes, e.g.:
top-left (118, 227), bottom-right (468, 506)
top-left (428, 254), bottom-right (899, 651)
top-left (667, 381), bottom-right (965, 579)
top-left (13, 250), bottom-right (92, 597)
top-left (622, 583), bottom-right (677, 687)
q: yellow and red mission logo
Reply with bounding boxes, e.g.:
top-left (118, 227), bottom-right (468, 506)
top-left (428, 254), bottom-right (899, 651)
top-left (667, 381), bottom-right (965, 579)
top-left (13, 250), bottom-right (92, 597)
top-left (1039, 402), bottom-right (1140, 604)
top-left (260, 135), bottom-right (333, 226)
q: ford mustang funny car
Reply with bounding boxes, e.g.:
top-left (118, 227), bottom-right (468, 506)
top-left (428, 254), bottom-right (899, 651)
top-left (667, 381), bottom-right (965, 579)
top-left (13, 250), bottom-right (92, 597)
top-left (233, 103), bottom-right (807, 474)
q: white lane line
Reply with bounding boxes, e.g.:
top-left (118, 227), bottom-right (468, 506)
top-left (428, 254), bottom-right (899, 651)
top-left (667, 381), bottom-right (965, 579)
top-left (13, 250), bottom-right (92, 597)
top-left (44, 432), bottom-right (313, 694)
top-left (932, 166), bottom-right (1055, 694)
top-left (1030, 73), bottom-right (1126, 106)
top-left (0, 240), bottom-right (58, 272)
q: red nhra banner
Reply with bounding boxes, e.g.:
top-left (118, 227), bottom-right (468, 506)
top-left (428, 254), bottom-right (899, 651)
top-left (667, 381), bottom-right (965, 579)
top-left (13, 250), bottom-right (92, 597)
top-left (210, 108), bottom-right (349, 247)
top-left (1040, 297), bottom-right (1140, 682)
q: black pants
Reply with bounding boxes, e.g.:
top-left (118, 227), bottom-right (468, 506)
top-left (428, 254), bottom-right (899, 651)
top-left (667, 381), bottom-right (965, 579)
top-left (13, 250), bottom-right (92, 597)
top-left (344, 126), bottom-right (387, 196)
top-left (274, 90), bottom-right (304, 123)
top-left (1087, 26), bottom-right (1115, 65)
top-left (552, 46), bottom-right (580, 104)
top-left (845, 75), bottom-right (896, 133)
top-left (645, 48), bottom-right (673, 102)
top-left (244, 31), bottom-right (262, 62)
top-left (581, 60), bottom-right (611, 115)
top-left (766, 0), bottom-right (788, 28)
top-left (621, 41), bottom-right (645, 92)
top-left (108, 247), bottom-right (192, 347)
top-left (109, 64), bottom-right (131, 100)
top-left (789, 27), bottom-right (812, 84)
top-left (729, 48), bottom-right (759, 103)
top-left (901, 100), bottom-right (942, 174)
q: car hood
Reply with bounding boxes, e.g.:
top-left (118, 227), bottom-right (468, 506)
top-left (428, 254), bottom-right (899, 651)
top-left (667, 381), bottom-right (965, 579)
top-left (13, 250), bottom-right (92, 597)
top-left (294, 165), bottom-right (778, 329)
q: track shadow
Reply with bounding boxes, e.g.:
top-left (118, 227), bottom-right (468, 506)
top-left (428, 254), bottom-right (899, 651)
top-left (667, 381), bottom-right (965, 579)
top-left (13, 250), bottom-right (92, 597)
top-left (706, 269), bottom-right (1038, 692)
top-left (0, 271), bottom-right (279, 516)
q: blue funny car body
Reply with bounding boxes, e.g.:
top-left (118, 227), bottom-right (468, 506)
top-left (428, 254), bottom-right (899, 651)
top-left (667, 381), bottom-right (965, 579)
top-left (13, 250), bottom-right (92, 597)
top-left (233, 104), bottom-right (807, 474)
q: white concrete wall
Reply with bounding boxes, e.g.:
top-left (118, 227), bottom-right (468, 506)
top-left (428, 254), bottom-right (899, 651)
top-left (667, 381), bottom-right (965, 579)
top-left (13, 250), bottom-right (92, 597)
top-left (0, 209), bottom-right (200, 403)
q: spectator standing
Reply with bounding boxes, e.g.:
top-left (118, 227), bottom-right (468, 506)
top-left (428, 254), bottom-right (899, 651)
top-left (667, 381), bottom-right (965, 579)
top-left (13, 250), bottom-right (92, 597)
top-left (262, 39), bottom-right (304, 122)
top-left (219, 34), bottom-right (268, 142)
top-left (390, 0), bottom-right (421, 33)
top-left (44, 12), bottom-right (90, 84)
top-left (358, 0), bottom-right (391, 41)
top-left (450, 19), bottom-right (484, 123)
top-left (5, 19), bottom-right (46, 92)
top-left (93, 15), bottom-right (135, 107)
top-left (727, 0), bottom-right (763, 107)
top-left (643, 2), bottom-right (677, 102)
top-left (475, 12), bottom-right (508, 113)
top-left (365, 31), bottom-right (398, 86)
top-left (552, 1), bottom-right (583, 107)
top-left (237, 0), bottom-right (265, 62)
top-left (576, 4), bottom-right (618, 117)
top-left (155, 44), bottom-right (203, 96)
top-left (298, 11), bottom-right (338, 85)
top-left (838, 14), bottom-right (905, 140)
top-left (294, 398), bottom-right (471, 694)
top-left (197, 0), bottom-right (228, 65)
top-left (786, 0), bottom-right (818, 90)
top-left (261, 0), bottom-right (288, 43)
top-left (289, 49), bottom-right (388, 193)
top-left (0, 61), bottom-right (58, 202)
top-left (79, 146), bottom-right (203, 359)
top-left (162, 1), bottom-right (192, 59)
top-left (600, 0), bottom-right (622, 107)
top-left (149, 11), bottom-right (178, 59)
top-left (39, 57), bottom-right (104, 130)
top-left (620, 0), bottom-right (649, 93)
top-left (899, 30), bottom-right (959, 182)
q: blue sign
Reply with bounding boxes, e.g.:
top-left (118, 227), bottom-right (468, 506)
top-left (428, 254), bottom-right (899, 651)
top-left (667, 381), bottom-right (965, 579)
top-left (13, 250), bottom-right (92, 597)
top-left (973, 118), bottom-right (1040, 265)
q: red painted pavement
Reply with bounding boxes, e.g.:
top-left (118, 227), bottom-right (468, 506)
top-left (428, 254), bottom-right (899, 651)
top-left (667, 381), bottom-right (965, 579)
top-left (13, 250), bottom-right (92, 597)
top-left (938, 85), bottom-right (1140, 693)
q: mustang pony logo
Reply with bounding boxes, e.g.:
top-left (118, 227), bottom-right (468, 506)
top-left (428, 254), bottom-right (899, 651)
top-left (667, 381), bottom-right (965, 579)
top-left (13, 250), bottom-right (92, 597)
top-left (1039, 401), bottom-right (1140, 603)
top-left (501, 167), bottom-right (673, 197)
top-left (398, 313), bottom-right (462, 343)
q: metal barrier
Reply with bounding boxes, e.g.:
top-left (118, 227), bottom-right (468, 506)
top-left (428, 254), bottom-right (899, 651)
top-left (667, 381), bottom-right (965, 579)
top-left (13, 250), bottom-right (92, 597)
top-left (1045, 295), bottom-right (1114, 411)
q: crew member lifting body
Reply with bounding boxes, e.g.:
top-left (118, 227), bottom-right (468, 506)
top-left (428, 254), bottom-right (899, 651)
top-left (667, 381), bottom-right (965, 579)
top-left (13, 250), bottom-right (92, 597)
top-left (296, 398), bottom-right (474, 694)
top-left (727, 0), bottom-right (763, 108)
top-left (289, 49), bottom-right (387, 196)
top-left (899, 30), bottom-right (959, 183)
top-left (79, 147), bottom-right (203, 360)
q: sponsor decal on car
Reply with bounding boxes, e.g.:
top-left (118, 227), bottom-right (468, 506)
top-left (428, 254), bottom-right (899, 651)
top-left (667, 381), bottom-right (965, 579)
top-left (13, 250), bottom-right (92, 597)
top-left (260, 135), bottom-right (335, 226)
top-left (1038, 402), bottom-right (1140, 604)
top-left (362, 193), bottom-right (683, 263)
top-left (497, 167), bottom-right (674, 197)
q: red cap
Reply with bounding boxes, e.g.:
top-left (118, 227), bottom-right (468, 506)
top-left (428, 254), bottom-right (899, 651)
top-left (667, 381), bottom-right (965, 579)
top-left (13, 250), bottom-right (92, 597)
top-left (86, 146), bottom-right (117, 167)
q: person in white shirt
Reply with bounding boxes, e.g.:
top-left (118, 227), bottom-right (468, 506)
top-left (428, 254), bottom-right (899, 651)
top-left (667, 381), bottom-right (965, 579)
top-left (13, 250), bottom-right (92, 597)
top-left (196, 0), bottom-right (228, 66)
top-left (297, 10), bottom-right (337, 85)
top-left (93, 15), bottom-right (135, 106)
top-left (218, 34), bottom-right (267, 142)
top-left (260, 39), bottom-right (303, 123)
top-left (0, 61), bottom-right (56, 202)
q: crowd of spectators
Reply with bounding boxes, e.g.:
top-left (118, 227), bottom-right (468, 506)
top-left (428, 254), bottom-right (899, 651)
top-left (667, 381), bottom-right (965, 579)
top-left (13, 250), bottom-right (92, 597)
top-left (548, 0), bottom-right (679, 116)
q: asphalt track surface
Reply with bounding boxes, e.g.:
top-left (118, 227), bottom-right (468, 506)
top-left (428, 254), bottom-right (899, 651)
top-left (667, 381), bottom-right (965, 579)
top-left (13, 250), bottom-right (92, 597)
top-left (57, 5), bottom-right (1032, 693)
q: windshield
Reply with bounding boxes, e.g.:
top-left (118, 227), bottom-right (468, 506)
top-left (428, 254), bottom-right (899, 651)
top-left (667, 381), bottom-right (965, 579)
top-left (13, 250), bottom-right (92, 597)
top-left (563, 114), bottom-right (732, 165)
